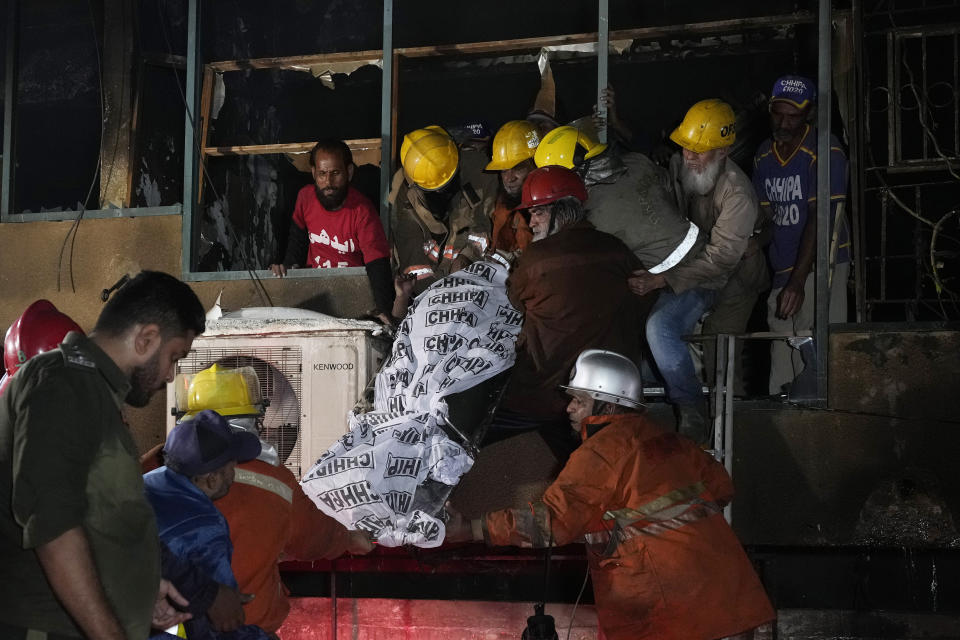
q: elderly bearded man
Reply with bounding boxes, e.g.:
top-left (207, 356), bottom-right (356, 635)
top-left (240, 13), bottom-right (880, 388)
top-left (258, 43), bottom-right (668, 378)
top-left (629, 100), bottom-right (767, 443)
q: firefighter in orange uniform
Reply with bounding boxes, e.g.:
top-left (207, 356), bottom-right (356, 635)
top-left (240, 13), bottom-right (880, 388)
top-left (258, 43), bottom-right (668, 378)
top-left (164, 365), bottom-right (374, 638)
top-left (484, 120), bottom-right (538, 254)
top-left (447, 350), bottom-right (775, 640)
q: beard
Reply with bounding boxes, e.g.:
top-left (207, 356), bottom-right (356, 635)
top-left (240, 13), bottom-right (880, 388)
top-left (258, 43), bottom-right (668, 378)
top-left (680, 155), bottom-right (723, 196)
top-left (126, 349), bottom-right (164, 408)
top-left (314, 185), bottom-right (349, 210)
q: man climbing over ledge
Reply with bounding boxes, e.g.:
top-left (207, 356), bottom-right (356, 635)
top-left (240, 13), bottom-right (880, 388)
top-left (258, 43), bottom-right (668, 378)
top-left (630, 99), bottom-right (768, 443)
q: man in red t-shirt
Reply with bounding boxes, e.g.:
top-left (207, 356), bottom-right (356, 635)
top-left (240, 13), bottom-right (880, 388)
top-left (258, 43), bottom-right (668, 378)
top-left (270, 139), bottom-right (394, 321)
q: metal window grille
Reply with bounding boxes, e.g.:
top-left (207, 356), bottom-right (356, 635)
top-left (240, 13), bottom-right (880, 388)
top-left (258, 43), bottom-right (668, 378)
top-left (885, 29), bottom-right (960, 166)
top-left (860, 7), bottom-right (960, 321)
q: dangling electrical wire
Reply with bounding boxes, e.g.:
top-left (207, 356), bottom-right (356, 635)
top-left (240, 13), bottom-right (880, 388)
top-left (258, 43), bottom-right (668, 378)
top-left (564, 516), bottom-right (617, 640)
top-left (854, 5), bottom-right (960, 317)
top-left (59, 0), bottom-right (136, 294)
top-left (897, 53), bottom-right (959, 303)
top-left (157, 0), bottom-right (273, 307)
top-left (565, 564), bottom-right (591, 640)
top-left (523, 527), bottom-right (559, 640)
top-left (57, 0), bottom-right (107, 293)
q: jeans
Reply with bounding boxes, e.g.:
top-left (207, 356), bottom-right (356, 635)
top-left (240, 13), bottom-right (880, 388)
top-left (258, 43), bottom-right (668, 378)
top-left (646, 286), bottom-right (717, 406)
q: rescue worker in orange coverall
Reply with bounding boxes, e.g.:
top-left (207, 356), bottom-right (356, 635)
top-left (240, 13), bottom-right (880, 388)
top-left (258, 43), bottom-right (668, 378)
top-left (483, 120), bottom-right (538, 255)
top-left (446, 349), bottom-right (775, 640)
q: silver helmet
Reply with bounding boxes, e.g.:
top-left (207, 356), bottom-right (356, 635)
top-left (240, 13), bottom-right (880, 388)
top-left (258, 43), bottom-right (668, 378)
top-left (560, 349), bottom-right (644, 408)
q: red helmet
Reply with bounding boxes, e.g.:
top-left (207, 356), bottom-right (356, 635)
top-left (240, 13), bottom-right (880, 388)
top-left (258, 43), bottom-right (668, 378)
top-left (4, 300), bottom-right (84, 377)
top-left (514, 165), bottom-right (588, 211)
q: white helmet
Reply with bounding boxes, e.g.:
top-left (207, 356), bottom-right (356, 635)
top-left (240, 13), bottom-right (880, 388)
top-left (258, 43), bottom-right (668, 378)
top-left (560, 349), bottom-right (644, 408)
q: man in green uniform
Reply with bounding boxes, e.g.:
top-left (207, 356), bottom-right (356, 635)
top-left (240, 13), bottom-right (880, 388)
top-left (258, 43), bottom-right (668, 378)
top-left (0, 271), bottom-right (206, 640)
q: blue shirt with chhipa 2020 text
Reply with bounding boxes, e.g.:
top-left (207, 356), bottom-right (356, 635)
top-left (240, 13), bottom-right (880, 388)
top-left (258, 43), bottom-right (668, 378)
top-left (752, 124), bottom-right (850, 289)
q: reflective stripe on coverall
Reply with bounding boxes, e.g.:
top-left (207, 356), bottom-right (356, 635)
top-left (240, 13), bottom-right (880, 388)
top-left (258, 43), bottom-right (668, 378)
top-left (216, 459), bottom-right (355, 633)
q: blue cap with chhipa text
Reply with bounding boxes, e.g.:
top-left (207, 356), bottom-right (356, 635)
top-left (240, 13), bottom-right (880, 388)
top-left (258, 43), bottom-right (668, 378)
top-left (164, 409), bottom-right (261, 476)
top-left (770, 75), bottom-right (817, 110)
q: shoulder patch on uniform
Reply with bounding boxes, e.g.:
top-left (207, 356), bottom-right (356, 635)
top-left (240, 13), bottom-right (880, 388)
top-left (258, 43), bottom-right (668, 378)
top-left (61, 345), bottom-right (97, 371)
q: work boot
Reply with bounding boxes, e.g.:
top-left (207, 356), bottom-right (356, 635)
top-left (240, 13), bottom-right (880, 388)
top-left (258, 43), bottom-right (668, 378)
top-left (675, 403), bottom-right (711, 445)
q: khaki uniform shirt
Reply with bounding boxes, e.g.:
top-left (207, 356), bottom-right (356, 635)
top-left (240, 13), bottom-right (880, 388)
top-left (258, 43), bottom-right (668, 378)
top-left (586, 152), bottom-right (704, 274)
top-left (663, 155), bottom-right (768, 294)
top-left (0, 332), bottom-right (160, 639)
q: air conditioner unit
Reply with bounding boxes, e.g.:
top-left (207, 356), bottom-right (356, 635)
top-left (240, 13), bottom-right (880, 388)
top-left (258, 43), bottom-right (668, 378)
top-left (166, 316), bottom-right (389, 479)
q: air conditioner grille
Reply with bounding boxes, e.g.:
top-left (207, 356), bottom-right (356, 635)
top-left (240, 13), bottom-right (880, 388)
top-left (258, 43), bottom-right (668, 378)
top-left (178, 347), bottom-right (303, 477)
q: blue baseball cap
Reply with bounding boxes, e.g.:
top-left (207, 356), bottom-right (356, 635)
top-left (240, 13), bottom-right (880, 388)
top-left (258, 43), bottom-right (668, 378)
top-left (164, 409), bottom-right (261, 476)
top-left (771, 75), bottom-right (817, 110)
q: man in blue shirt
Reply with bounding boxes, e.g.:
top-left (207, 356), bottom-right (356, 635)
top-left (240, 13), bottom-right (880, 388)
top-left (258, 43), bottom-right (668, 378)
top-left (753, 75), bottom-right (851, 394)
top-left (144, 410), bottom-right (267, 640)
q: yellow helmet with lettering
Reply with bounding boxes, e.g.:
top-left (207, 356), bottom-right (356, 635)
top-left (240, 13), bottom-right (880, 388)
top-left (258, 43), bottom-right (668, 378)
top-left (400, 126), bottom-right (459, 191)
top-left (178, 364), bottom-right (262, 418)
top-left (669, 99), bottom-right (736, 153)
top-left (533, 124), bottom-right (607, 169)
top-left (485, 120), bottom-right (541, 171)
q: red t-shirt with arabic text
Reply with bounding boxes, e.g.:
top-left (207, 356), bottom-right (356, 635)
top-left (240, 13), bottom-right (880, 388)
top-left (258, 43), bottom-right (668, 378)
top-left (291, 185), bottom-right (389, 268)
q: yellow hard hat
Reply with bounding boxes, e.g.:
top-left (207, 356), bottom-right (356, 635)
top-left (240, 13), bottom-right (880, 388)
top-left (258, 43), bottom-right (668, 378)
top-left (180, 364), bottom-right (261, 418)
top-left (669, 99), bottom-right (737, 153)
top-left (485, 120), bottom-right (541, 171)
top-left (533, 125), bottom-right (607, 169)
top-left (400, 126), bottom-right (459, 191)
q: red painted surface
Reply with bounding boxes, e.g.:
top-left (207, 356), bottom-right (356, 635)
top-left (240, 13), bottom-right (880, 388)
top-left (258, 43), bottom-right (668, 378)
top-left (277, 597), bottom-right (599, 640)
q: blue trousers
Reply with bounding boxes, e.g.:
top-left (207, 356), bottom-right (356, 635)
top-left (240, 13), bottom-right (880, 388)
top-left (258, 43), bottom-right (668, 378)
top-left (646, 287), bottom-right (717, 406)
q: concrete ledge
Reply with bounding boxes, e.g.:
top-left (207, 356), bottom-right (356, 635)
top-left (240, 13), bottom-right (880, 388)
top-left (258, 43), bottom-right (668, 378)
top-left (731, 401), bottom-right (960, 547)
top-left (830, 327), bottom-right (960, 422)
